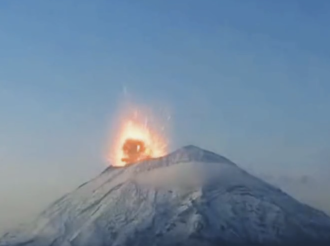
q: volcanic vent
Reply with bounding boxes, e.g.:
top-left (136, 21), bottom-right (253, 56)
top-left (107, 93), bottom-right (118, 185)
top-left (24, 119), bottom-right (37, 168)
top-left (108, 104), bottom-right (170, 167)
top-left (121, 138), bottom-right (150, 164)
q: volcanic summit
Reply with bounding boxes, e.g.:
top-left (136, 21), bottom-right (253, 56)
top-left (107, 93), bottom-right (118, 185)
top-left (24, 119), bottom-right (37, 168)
top-left (1, 146), bottom-right (330, 246)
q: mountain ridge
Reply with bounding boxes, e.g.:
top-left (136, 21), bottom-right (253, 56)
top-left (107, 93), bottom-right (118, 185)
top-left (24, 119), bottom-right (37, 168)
top-left (1, 145), bottom-right (330, 246)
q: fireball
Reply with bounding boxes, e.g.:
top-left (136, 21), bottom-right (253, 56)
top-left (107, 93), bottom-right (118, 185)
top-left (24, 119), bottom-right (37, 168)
top-left (108, 105), bottom-right (169, 167)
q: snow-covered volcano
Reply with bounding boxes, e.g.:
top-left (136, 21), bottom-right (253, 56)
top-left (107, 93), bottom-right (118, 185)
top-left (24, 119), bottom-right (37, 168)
top-left (1, 145), bottom-right (330, 246)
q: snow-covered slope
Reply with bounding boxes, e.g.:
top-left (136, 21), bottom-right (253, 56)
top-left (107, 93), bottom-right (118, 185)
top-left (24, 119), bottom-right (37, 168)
top-left (1, 145), bottom-right (330, 246)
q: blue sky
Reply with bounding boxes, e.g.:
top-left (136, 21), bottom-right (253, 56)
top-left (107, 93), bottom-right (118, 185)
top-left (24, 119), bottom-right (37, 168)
top-left (1, 0), bottom-right (330, 231)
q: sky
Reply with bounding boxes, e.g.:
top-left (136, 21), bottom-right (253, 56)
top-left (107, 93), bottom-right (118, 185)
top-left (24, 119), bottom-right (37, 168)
top-left (1, 0), bottom-right (330, 232)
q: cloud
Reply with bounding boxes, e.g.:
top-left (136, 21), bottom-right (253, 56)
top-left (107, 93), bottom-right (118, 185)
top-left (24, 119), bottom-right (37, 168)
top-left (255, 172), bottom-right (330, 215)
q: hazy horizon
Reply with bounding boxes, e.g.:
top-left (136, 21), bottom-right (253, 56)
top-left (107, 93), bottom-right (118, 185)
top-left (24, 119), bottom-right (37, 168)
top-left (1, 0), bottom-right (330, 233)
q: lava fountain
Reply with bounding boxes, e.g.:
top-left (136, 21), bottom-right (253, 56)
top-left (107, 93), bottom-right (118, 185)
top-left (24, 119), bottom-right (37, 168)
top-left (108, 103), bottom-right (170, 167)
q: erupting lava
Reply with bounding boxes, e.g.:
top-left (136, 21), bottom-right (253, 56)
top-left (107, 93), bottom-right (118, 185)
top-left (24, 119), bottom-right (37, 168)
top-left (109, 106), bottom-right (169, 167)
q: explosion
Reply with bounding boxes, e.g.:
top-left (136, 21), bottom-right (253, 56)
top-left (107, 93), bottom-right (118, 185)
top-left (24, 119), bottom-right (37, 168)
top-left (108, 104), bottom-right (169, 167)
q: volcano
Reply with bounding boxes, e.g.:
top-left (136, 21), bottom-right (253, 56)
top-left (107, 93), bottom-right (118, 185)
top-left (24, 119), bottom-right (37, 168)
top-left (1, 146), bottom-right (330, 246)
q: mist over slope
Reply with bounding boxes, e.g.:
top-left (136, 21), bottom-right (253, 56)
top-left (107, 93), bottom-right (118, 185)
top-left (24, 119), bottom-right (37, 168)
top-left (248, 167), bottom-right (330, 215)
top-left (1, 145), bottom-right (330, 246)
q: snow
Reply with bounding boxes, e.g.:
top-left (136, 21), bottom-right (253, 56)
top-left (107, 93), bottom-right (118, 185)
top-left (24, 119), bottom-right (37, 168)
top-left (1, 145), bottom-right (330, 246)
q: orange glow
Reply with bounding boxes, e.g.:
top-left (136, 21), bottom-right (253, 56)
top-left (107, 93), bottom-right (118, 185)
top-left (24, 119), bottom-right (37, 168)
top-left (108, 105), bottom-right (169, 167)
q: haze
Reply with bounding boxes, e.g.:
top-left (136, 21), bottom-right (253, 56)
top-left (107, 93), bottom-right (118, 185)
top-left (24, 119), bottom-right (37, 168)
top-left (1, 0), bottom-right (330, 233)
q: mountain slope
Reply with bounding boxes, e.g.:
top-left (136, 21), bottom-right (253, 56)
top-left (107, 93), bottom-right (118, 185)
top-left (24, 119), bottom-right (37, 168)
top-left (1, 145), bottom-right (330, 246)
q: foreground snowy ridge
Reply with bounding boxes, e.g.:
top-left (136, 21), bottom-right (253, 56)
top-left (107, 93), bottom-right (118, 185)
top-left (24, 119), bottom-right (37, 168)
top-left (1, 145), bottom-right (330, 246)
